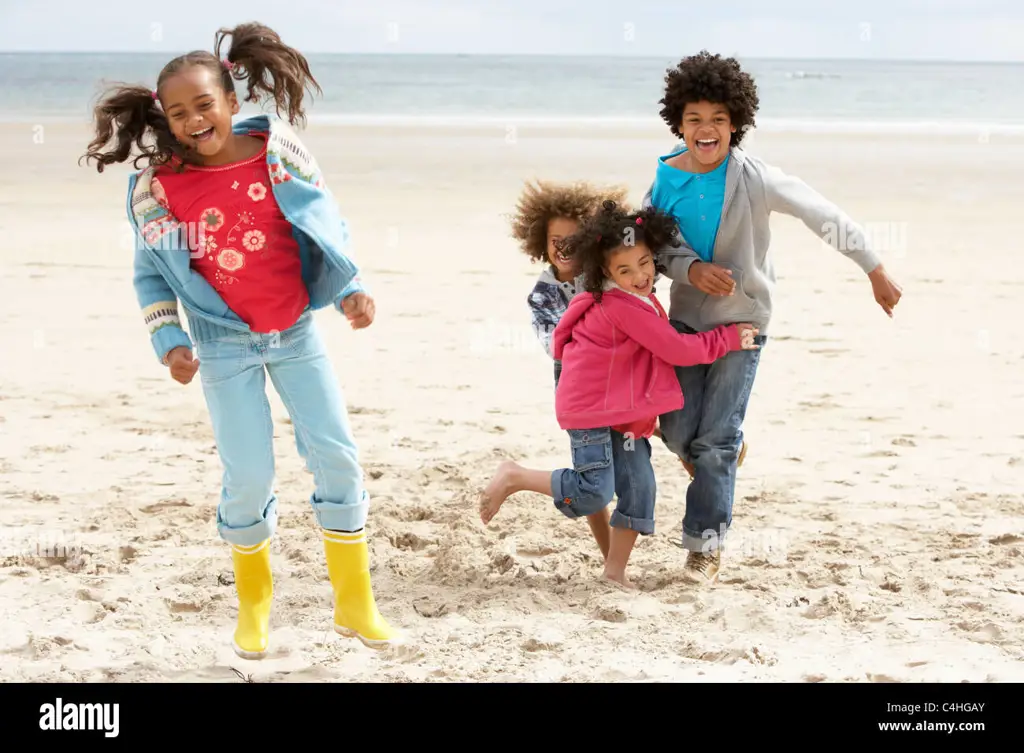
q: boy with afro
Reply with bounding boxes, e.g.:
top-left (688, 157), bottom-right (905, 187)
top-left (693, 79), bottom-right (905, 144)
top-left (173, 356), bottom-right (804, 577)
top-left (509, 179), bottom-right (628, 560)
top-left (512, 179), bottom-right (629, 387)
top-left (643, 51), bottom-right (903, 584)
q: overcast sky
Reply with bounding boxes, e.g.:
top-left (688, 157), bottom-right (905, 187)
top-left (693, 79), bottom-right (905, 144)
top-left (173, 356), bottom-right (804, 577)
top-left (1, 0), bottom-right (1021, 61)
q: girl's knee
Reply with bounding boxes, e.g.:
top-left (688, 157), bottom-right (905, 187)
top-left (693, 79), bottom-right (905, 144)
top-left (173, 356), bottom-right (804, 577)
top-left (572, 473), bottom-right (615, 516)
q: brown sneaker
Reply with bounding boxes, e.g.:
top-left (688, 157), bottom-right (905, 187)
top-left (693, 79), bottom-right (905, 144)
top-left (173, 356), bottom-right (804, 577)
top-left (683, 549), bottom-right (721, 584)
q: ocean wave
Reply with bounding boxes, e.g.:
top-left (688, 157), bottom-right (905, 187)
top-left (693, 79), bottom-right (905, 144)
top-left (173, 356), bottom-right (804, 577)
top-left (784, 71), bottom-right (842, 79)
top-left (753, 118), bottom-right (1024, 135)
top-left (3, 111), bottom-right (1022, 137)
top-left (304, 113), bottom-right (1024, 136)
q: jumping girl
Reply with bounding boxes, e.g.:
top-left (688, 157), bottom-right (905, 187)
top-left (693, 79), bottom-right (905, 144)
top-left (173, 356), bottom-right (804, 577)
top-left (80, 22), bottom-right (401, 658)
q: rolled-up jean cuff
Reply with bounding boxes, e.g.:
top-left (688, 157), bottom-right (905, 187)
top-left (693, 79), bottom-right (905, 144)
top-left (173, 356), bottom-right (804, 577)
top-left (610, 510), bottom-right (654, 535)
top-left (681, 525), bottom-right (727, 553)
top-left (550, 469), bottom-right (585, 520)
top-left (217, 497), bottom-right (278, 547)
top-left (310, 490), bottom-right (370, 532)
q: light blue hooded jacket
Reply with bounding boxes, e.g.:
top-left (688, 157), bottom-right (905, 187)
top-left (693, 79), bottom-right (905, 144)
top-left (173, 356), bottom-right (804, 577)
top-left (126, 114), bottom-right (365, 362)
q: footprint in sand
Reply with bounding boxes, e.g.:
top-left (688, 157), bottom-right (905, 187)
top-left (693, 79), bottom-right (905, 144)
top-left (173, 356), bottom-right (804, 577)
top-left (140, 499), bottom-right (192, 514)
top-left (592, 605), bottom-right (628, 623)
top-left (165, 596), bottom-right (206, 614)
top-left (412, 596), bottom-right (451, 618)
top-left (956, 621), bottom-right (1005, 644)
top-left (390, 532), bottom-right (435, 552)
top-left (72, 598), bottom-right (110, 625)
top-left (989, 533), bottom-right (1022, 545)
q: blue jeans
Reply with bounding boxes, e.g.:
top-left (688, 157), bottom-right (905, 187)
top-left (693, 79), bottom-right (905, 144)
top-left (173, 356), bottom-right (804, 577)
top-left (195, 310), bottom-right (368, 546)
top-left (658, 320), bottom-right (763, 552)
top-left (550, 427), bottom-right (657, 534)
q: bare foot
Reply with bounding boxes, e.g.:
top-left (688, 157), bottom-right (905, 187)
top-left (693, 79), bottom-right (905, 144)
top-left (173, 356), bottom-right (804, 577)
top-left (479, 460), bottom-right (519, 524)
top-left (601, 569), bottom-right (636, 590)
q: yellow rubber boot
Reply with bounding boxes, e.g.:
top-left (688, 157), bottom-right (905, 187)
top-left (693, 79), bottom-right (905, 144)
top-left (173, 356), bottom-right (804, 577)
top-left (323, 530), bottom-right (402, 648)
top-left (230, 539), bottom-right (273, 659)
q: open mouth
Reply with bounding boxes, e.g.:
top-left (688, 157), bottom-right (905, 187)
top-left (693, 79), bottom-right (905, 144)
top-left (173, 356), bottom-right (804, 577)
top-left (556, 251), bottom-right (571, 264)
top-left (695, 137), bottom-right (719, 152)
top-left (191, 126), bottom-right (215, 143)
top-left (634, 278), bottom-right (651, 293)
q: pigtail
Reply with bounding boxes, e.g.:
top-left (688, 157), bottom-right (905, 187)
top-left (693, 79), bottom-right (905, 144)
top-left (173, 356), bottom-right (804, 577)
top-left (634, 206), bottom-right (681, 255)
top-left (80, 83), bottom-right (183, 172)
top-left (215, 22), bottom-right (321, 126)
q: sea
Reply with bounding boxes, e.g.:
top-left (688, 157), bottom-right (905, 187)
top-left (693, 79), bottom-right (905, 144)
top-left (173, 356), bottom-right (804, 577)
top-left (2, 53), bottom-right (1023, 135)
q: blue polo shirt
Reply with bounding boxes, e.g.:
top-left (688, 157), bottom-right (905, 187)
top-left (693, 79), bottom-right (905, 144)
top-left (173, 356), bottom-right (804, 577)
top-left (650, 147), bottom-right (728, 263)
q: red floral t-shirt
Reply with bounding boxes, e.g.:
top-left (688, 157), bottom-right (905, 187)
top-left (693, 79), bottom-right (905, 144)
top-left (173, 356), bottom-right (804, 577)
top-left (151, 134), bottom-right (309, 333)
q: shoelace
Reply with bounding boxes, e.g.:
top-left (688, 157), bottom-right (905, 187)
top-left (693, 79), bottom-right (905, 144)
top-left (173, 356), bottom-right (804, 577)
top-left (687, 552), bottom-right (718, 575)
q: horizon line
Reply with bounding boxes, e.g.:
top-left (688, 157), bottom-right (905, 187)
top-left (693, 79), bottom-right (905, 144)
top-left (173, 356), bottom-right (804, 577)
top-left (0, 50), bottom-right (1022, 64)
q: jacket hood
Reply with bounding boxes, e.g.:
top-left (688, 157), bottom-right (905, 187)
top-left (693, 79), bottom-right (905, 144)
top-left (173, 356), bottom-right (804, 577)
top-left (232, 114), bottom-right (274, 135)
top-left (127, 114), bottom-right (320, 243)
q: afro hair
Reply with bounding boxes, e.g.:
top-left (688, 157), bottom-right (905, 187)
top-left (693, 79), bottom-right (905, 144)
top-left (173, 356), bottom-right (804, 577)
top-left (659, 50), bottom-right (760, 146)
top-left (509, 179), bottom-right (629, 263)
top-left (562, 200), bottom-right (677, 302)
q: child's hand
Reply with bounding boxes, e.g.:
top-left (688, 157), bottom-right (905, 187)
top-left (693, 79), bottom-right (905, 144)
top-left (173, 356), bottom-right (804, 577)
top-left (688, 261), bottom-right (736, 296)
top-left (342, 292), bottom-right (375, 329)
top-left (736, 323), bottom-right (760, 350)
top-left (868, 264), bottom-right (902, 318)
top-left (165, 346), bottom-right (199, 384)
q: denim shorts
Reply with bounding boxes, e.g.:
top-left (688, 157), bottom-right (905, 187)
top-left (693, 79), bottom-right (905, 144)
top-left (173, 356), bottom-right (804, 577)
top-left (550, 426), bottom-right (657, 535)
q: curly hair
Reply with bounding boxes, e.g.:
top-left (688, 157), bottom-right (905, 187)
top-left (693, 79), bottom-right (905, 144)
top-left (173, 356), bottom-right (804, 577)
top-left (659, 50), bottom-right (759, 146)
top-left (562, 200), bottom-right (678, 302)
top-left (80, 22), bottom-right (321, 173)
top-left (508, 179), bottom-right (629, 262)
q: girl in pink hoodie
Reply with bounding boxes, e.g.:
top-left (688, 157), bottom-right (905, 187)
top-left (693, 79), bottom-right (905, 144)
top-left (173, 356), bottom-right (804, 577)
top-left (479, 201), bottom-right (759, 586)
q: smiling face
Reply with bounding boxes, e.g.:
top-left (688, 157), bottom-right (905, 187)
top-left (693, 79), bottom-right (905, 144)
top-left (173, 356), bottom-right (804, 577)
top-left (159, 65), bottom-right (239, 164)
top-left (680, 100), bottom-right (736, 170)
top-left (605, 241), bottom-right (655, 297)
top-left (546, 216), bottom-right (580, 281)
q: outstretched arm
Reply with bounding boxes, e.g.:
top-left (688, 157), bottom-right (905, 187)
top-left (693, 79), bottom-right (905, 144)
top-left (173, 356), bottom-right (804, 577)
top-left (604, 301), bottom-right (742, 367)
top-left (761, 161), bottom-right (902, 316)
top-left (761, 161), bottom-right (883, 273)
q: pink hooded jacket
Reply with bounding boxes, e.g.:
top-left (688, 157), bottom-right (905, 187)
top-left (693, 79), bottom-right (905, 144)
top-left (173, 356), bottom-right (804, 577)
top-left (552, 286), bottom-right (742, 432)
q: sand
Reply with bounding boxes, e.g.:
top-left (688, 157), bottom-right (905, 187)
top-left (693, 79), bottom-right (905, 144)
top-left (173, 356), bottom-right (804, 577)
top-left (1, 119), bottom-right (1023, 683)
